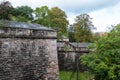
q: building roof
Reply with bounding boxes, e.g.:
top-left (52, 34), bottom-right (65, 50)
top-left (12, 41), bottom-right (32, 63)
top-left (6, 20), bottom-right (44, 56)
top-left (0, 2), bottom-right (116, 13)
top-left (69, 42), bottom-right (90, 48)
top-left (57, 42), bottom-right (91, 48)
top-left (0, 20), bottom-right (54, 31)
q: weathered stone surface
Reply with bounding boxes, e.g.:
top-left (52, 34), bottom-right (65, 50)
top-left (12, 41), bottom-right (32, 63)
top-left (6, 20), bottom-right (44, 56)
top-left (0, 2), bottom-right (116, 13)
top-left (0, 28), bottom-right (56, 39)
top-left (58, 51), bottom-right (88, 71)
top-left (0, 21), bottom-right (59, 80)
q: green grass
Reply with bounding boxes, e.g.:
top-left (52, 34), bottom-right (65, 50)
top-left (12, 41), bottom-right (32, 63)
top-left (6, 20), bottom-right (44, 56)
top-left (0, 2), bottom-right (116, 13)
top-left (60, 71), bottom-right (72, 80)
top-left (59, 71), bottom-right (94, 80)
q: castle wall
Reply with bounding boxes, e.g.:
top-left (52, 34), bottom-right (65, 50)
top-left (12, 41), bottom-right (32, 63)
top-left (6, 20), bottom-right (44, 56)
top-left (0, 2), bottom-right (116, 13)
top-left (0, 27), bottom-right (59, 80)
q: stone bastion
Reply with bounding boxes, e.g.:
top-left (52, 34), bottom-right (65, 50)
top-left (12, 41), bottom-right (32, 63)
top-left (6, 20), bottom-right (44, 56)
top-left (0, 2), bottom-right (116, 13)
top-left (0, 20), bottom-right (59, 80)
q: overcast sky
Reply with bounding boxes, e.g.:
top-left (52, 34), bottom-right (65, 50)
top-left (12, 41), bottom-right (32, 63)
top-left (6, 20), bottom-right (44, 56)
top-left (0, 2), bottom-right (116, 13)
top-left (2, 0), bottom-right (120, 32)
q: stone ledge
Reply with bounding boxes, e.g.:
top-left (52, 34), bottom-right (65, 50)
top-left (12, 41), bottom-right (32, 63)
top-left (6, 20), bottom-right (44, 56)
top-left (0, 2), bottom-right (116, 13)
top-left (0, 35), bottom-right (57, 39)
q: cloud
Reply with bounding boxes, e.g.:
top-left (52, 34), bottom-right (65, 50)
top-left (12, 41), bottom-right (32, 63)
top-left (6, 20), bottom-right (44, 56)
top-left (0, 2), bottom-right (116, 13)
top-left (7, 0), bottom-right (120, 14)
top-left (89, 1), bottom-right (120, 32)
top-left (57, 0), bottom-right (120, 14)
top-left (67, 1), bottom-right (120, 32)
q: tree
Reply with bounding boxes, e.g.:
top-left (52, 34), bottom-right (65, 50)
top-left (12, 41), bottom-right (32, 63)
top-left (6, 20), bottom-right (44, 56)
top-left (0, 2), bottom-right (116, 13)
top-left (34, 6), bottom-right (50, 26)
top-left (0, 1), bottom-right (13, 20)
top-left (81, 24), bottom-right (120, 80)
top-left (73, 14), bottom-right (94, 42)
top-left (34, 6), bottom-right (68, 40)
top-left (68, 25), bottom-right (76, 42)
top-left (49, 7), bottom-right (69, 40)
top-left (10, 15), bottom-right (30, 22)
top-left (11, 5), bottom-right (33, 22)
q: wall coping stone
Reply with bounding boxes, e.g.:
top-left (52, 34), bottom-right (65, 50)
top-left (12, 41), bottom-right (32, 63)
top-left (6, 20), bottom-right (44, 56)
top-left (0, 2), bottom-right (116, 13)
top-left (0, 20), bottom-right (54, 31)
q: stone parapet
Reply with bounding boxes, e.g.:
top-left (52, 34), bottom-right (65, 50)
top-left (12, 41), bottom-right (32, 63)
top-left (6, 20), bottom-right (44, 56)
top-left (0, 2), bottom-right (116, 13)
top-left (0, 28), bottom-right (56, 39)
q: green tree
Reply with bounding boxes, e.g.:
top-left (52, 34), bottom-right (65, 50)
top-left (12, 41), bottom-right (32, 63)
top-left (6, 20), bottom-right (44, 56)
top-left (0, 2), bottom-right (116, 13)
top-left (81, 24), bottom-right (120, 80)
top-left (11, 5), bottom-right (33, 22)
top-left (68, 25), bottom-right (76, 42)
top-left (49, 7), bottom-right (69, 40)
top-left (0, 1), bottom-right (13, 20)
top-left (34, 6), bottom-right (68, 40)
top-left (10, 16), bottom-right (30, 22)
top-left (73, 14), bottom-right (94, 42)
top-left (34, 6), bottom-right (50, 26)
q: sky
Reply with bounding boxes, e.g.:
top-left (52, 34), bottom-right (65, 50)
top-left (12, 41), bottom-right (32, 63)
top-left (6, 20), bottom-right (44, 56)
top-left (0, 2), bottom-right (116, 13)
top-left (1, 0), bottom-right (120, 32)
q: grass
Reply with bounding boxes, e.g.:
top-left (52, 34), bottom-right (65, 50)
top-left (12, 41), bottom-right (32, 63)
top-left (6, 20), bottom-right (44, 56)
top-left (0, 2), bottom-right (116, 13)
top-left (60, 71), bottom-right (72, 80)
top-left (59, 71), bottom-right (94, 80)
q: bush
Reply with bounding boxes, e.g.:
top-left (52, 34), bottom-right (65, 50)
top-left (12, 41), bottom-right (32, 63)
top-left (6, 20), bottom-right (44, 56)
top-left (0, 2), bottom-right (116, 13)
top-left (81, 24), bottom-right (120, 80)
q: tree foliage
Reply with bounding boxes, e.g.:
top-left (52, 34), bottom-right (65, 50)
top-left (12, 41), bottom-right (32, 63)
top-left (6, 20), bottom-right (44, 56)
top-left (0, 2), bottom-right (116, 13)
top-left (69, 14), bottom-right (94, 42)
top-left (10, 15), bottom-right (30, 22)
top-left (0, 1), bottom-right (13, 20)
top-left (68, 25), bottom-right (76, 42)
top-left (0, 1), bottom-right (33, 22)
top-left (34, 6), bottom-right (69, 40)
top-left (81, 24), bottom-right (120, 80)
top-left (11, 6), bottom-right (33, 22)
top-left (49, 7), bottom-right (69, 40)
top-left (34, 6), bottom-right (50, 26)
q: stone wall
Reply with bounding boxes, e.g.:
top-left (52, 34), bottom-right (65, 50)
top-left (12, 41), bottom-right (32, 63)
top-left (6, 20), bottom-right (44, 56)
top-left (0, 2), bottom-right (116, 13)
top-left (58, 51), bottom-right (76, 71)
top-left (58, 51), bottom-right (89, 71)
top-left (0, 26), bottom-right (59, 80)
